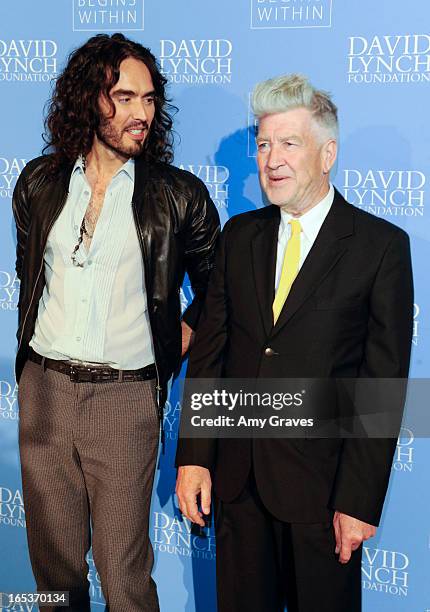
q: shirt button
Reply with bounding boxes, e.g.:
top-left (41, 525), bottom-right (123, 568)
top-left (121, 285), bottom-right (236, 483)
top-left (264, 347), bottom-right (275, 357)
top-left (81, 298), bottom-right (87, 303)
top-left (76, 336), bottom-right (81, 342)
top-left (74, 224), bottom-right (78, 230)
top-left (84, 190), bottom-right (89, 196)
top-left (87, 259), bottom-right (92, 266)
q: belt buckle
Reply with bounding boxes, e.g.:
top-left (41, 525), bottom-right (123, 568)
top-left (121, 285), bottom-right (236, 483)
top-left (70, 365), bottom-right (94, 383)
top-left (69, 366), bottom-right (79, 382)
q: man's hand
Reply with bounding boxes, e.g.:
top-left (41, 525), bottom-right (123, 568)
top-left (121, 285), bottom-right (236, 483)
top-left (181, 321), bottom-right (195, 357)
top-left (176, 465), bottom-right (212, 527)
top-left (333, 511), bottom-right (376, 564)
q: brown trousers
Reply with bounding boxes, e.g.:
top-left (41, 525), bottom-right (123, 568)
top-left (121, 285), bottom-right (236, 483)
top-left (18, 359), bottom-right (160, 612)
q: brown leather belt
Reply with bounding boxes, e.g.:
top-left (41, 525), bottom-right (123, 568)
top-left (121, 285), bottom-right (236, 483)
top-left (28, 348), bottom-right (156, 383)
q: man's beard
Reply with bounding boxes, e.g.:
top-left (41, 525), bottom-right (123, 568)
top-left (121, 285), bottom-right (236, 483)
top-left (96, 117), bottom-right (149, 159)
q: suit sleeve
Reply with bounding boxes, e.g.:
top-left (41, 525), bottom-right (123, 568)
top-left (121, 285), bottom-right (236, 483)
top-left (181, 181), bottom-right (220, 331)
top-left (330, 229), bottom-right (414, 525)
top-left (176, 219), bottom-right (233, 470)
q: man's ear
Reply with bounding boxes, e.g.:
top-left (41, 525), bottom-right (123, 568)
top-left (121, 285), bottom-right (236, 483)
top-left (322, 139), bottom-right (337, 174)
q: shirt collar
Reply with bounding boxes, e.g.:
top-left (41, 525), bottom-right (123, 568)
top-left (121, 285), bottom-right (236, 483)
top-left (117, 158), bottom-right (135, 181)
top-left (72, 156), bottom-right (135, 181)
top-left (72, 156), bottom-right (85, 175)
top-left (279, 184), bottom-right (334, 243)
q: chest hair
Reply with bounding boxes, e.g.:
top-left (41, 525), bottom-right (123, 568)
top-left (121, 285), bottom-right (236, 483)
top-left (82, 181), bottom-right (108, 251)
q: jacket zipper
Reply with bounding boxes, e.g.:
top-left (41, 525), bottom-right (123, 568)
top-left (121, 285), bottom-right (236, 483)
top-left (18, 192), bottom-right (69, 351)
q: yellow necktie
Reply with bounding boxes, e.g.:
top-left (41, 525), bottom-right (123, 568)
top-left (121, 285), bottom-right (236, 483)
top-left (273, 219), bottom-right (302, 324)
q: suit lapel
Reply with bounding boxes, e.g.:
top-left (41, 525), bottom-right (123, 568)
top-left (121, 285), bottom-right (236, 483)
top-left (251, 206), bottom-right (280, 337)
top-left (272, 190), bottom-right (354, 335)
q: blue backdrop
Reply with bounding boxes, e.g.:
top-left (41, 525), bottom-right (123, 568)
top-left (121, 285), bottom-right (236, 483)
top-left (0, 1), bottom-right (429, 610)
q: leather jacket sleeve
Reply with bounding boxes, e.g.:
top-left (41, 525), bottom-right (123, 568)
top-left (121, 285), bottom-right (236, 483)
top-left (12, 165), bottom-right (31, 280)
top-left (181, 182), bottom-right (220, 330)
top-left (176, 218), bottom-right (234, 470)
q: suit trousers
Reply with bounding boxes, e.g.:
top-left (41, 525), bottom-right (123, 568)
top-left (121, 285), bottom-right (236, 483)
top-left (18, 359), bottom-right (160, 612)
top-left (215, 472), bottom-right (362, 612)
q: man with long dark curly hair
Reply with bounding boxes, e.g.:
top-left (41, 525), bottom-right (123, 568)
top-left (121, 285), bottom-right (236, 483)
top-left (13, 33), bottom-right (219, 611)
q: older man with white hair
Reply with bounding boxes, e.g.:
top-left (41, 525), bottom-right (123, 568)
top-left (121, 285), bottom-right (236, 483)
top-left (176, 74), bottom-right (413, 612)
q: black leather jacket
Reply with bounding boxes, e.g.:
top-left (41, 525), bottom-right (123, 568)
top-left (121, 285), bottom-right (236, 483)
top-left (12, 154), bottom-right (220, 407)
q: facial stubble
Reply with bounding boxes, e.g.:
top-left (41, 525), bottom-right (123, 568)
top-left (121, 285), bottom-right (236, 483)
top-left (97, 116), bottom-right (148, 159)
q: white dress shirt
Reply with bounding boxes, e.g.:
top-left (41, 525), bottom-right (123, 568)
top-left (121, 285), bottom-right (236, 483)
top-left (30, 157), bottom-right (155, 369)
top-left (275, 185), bottom-right (334, 290)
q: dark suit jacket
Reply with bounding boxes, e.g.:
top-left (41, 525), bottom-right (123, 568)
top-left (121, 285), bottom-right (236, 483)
top-left (176, 188), bottom-right (413, 526)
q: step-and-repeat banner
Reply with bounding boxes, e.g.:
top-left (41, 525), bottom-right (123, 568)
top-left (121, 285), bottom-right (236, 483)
top-left (1, 1), bottom-right (429, 610)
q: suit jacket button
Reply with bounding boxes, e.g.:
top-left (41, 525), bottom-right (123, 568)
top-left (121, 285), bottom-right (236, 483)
top-left (264, 347), bottom-right (275, 357)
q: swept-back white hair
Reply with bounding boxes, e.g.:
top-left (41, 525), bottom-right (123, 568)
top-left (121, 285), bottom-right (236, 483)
top-left (252, 74), bottom-right (338, 142)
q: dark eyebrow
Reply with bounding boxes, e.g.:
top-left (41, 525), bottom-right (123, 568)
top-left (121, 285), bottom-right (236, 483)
top-left (111, 89), bottom-right (135, 97)
top-left (111, 89), bottom-right (156, 98)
